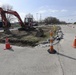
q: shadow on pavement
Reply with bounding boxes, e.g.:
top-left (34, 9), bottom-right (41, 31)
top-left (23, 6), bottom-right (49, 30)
top-left (8, 48), bottom-right (14, 51)
top-left (56, 52), bottom-right (76, 60)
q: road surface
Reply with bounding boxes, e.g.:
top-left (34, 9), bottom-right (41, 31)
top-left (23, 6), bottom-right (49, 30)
top-left (55, 24), bottom-right (76, 75)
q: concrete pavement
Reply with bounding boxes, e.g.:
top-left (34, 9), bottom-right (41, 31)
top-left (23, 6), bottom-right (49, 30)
top-left (0, 44), bottom-right (62, 75)
top-left (55, 25), bottom-right (76, 75)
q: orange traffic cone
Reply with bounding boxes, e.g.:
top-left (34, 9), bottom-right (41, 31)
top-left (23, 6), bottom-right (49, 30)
top-left (4, 38), bottom-right (11, 50)
top-left (48, 37), bottom-right (56, 54)
top-left (72, 36), bottom-right (76, 48)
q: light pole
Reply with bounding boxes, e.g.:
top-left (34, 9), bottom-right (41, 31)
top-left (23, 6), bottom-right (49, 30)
top-left (36, 13), bottom-right (38, 21)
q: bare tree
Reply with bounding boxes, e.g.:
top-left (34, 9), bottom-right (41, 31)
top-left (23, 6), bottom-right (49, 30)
top-left (2, 4), bottom-right (14, 22)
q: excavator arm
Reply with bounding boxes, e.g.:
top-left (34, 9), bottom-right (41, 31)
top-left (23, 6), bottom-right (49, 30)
top-left (4, 10), bottom-right (25, 27)
top-left (0, 7), bottom-right (25, 28)
top-left (0, 8), bottom-right (8, 27)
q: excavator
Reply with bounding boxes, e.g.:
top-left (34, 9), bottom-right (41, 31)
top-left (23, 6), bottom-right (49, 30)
top-left (0, 7), bottom-right (35, 33)
top-left (0, 7), bottom-right (44, 37)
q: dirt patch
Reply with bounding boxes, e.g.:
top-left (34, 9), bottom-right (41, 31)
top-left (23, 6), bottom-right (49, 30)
top-left (0, 25), bottom-right (60, 47)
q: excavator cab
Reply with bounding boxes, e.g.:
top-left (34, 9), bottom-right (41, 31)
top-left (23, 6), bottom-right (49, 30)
top-left (24, 17), bottom-right (33, 27)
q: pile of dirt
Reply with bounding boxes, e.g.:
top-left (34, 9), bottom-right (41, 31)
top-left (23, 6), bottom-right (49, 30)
top-left (0, 25), bottom-right (59, 47)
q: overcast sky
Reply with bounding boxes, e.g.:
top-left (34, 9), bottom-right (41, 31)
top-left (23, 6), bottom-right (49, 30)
top-left (0, 0), bottom-right (76, 22)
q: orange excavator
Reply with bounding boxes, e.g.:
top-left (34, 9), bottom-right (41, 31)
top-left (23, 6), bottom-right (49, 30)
top-left (0, 7), bottom-right (34, 33)
top-left (0, 7), bottom-right (44, 37)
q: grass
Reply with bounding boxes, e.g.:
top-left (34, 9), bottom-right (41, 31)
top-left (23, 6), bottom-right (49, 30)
top-left (0, 25), bottom-right (59, 46)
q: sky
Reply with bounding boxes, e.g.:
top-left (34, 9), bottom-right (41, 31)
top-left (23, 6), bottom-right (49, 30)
top-left (0, 0), bottom-right (76, 23)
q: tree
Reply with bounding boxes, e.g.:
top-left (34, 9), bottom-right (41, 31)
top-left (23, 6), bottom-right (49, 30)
top-left (2, 4), bottom-right (14, 22)
top-left (44, 17), bottom-right (60, 24)
top-left (60, 21), bottom-right (67, 24)
top-left (74, 22), bottom-right (76, 24)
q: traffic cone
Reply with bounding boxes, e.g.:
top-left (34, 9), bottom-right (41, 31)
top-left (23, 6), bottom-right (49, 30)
top-left (48, 37), bottom-right (56, 54)
top-left (72, 36), bottom-right (76, 48)
top-left (4, 38), bottom-right (12, 50)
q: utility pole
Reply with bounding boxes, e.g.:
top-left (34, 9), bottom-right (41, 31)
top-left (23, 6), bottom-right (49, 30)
top-left (36, 13), bottom-right (38, 21)
top-left (40, 13), bottom-right (42, 22)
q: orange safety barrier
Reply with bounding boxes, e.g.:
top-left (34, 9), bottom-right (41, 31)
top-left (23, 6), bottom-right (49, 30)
top-left (48, 32), bottom-right (56, 54)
